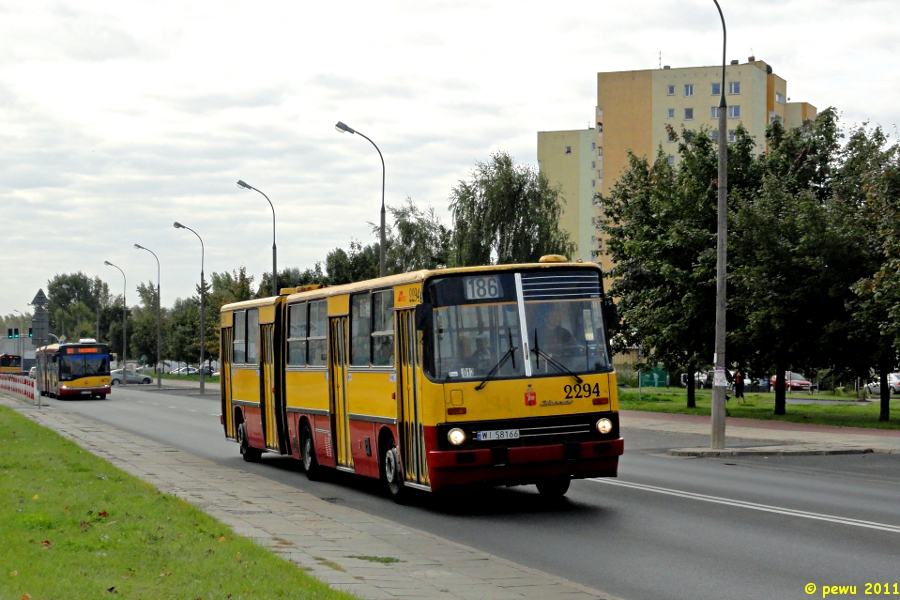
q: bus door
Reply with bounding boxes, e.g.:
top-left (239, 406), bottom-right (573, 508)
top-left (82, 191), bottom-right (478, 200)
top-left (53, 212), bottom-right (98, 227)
top-left (328, 316), bottom-right (353, 470)
top-left (260, 322), bottom-right (280, 451)
top-left (221, 326), bottom-right (235, 438)
top-left (397, 309), bottom-right (429, 487)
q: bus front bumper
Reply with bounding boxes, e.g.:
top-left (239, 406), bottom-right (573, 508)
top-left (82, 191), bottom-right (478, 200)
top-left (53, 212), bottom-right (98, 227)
top-left (426, 437), bottom-right (624, 490)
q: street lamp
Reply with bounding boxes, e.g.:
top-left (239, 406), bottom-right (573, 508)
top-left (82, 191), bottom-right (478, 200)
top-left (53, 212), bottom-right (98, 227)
top-left (134, 244), bottom-right (162, 389)
top-left (104, 260), bottom-right (128, 387)
top-left (174, 222), bottom-right (206, 395)
top-left (235, 180), bottom-right (278, 297)
top-left (711, 0), bottom-right (728, 450)
top-left (335, 121), bottom-right (387, 277)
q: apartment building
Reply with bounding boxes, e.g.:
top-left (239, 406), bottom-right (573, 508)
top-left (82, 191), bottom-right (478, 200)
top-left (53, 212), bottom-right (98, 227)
top-left (538, 57), bottom-right (817, 273)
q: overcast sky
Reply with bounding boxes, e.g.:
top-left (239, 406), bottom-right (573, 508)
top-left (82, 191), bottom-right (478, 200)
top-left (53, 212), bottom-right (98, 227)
top-left (2, 0), bottom-right (898, 317)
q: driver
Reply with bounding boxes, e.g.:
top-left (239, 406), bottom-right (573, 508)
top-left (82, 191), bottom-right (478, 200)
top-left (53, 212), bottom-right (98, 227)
top-left (543, 305), bottom-right (575, 352)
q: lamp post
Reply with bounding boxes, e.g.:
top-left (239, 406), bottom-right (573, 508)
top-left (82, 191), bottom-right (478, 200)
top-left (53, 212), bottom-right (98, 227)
top-left (711, 0), bottom-right (728, 450)
top-left (104, 261), bottom-right (127, 387)
top-left (174, 222), bottom-right (206, 394)
top-left (335, 121), bottom-right (386, 277)
top-left (235, 180), bottom-right (278, 296)
top-left (134, 244), bottom-right (162, 389)
top-left (13, 309), bottom-right (24, 370)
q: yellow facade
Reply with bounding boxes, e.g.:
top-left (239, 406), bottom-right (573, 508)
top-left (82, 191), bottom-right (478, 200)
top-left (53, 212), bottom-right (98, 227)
top-left (539, 57), bottom-right (818, 274)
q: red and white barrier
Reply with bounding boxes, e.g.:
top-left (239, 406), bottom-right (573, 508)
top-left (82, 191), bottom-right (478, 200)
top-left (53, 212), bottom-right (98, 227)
top-left (0, 374), bottom-right (36, 402)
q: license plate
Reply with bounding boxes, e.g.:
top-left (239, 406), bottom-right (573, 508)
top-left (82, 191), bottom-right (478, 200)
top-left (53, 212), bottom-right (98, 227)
top-left (476, 429), bottom-right (520, 441)
top-left (80, 391), bottom-right (90, 395)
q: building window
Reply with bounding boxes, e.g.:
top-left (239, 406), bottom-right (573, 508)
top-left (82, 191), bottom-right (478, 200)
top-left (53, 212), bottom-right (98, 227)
top-left (684, 84), bottom-right (694, 97)
top-left (684, 108), bottom-right (694, 120)
top-left (667, 155), bottom-right (675, 166)
top-left (287, 303), bottom-right (308, 366)
top-left (729, 81), bottom-right (741, 94)
top-left (728, 129), bottom-right (736, 143)
top-left (775, 91), bottom-right (786, 104)
top-left (592, 142), bottom-right (596, 150)
top-left (667, 85), bottom-right (675, 96)
top-left (711, 130), bottom-right (719, 142)
top-left (597, 147), bottom-right (602, 157)
top-left (667, 130), bottom-right (677, 143)
top-left (597, 168), bottom-right (603, 179)
top-left (711, 82), bottom-right (721, 96)
top-left (565, 146), bottom-right (572, 154)
top-left (591, 161), bottom-right (595, 169)
top-left (667, 108), bottom-right (675, 119)
top-left (711, 106), bottom-right (719, 119)
top-left (729, 105), bottom-right (740, 118)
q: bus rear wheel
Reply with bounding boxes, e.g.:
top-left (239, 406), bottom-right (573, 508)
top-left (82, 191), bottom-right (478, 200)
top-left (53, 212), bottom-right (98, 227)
top-left (382, 442), bottom-right (410, 504)
top-left (238, 422), bottom-right (262, 463)
top-left (536, 476), bottom-right (571, 497)
top-left (301, 424), bottom-right (323, 481)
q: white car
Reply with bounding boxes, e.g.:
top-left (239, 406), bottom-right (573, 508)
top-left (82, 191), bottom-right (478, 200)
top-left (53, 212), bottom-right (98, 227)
top-left (865, 373), bottom-right (900, 395)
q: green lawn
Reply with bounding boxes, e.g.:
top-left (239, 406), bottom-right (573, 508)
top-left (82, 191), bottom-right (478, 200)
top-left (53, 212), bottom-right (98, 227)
top-left (0, 406), bottom-right (354, 600)
top-left (618, 388), bottom-right (900, 430)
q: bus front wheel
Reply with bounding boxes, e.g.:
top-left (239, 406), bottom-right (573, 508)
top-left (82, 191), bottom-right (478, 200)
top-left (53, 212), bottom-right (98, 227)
top-left (383, 443), bottom-right (410, 504)
top-left (536, 476), bottom-right (571, 497)
top-left (238, 422), bottom-right (262, 463)
top-left (301, 424), bottom-right (323, 481)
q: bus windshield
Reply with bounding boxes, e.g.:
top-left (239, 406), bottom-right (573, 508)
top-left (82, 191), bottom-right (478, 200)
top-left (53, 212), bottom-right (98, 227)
top-left (59, 354), bottom-right (110, 381)
top-left (1, 355), bottom-right (21, 369)
top-left (423, 269), bottom-right (613, 382)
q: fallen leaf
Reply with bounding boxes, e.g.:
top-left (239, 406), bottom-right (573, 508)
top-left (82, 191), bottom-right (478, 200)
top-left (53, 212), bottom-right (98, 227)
top-left (10, 570), bottom-right (18, 576)
top-left (236, 553), bottom-right (242, 559)
top-left (32, 495), bottom-right (39, 500)
top-left (160, 572), bottom-right (171, 577)
top-left (123, 573), bottom-right (131, 578)
top-left (21, 594), bottom-right (31, 600)
top-left (106, 586), bottom-right (117, 593)
top-left (98, 510), bottom-right (109, 518)
top-left (41, 540), bottom-right (51, 549)
top-left (63, 506), bottom-right (68, 510)
top-left (218, 536), bottom-right (226, 543)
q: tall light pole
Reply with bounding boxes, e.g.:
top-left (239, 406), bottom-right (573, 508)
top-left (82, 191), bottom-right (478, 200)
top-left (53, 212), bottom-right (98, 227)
top-left (134, 244), bottom-right (162, 389)
top-left (711, 0), bottom-right (728, 450)
top-left (335, 121), bottom-right (386, 277)
top-left (174, 222), bottom-right (206, 394)
top-left (104, 260), bottom-right (127, 387)
top-left (13, 309), bottom-right (25, 371)
top-left (235, 180), bottom-right (278, 296)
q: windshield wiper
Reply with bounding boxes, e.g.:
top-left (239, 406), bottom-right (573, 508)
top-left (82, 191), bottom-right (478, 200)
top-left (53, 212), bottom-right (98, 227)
top-left (475, 329), bottom-right (518, 391)
top-left (532, 329), bottom-right (583, 384)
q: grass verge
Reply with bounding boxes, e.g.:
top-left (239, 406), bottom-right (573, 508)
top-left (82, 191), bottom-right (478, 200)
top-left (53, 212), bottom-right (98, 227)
top-left (618, 389), bottom-right (900, 430)
top-left (159, 373), bottom-right (221, 384)
top-left (0, 405), bottom-right (355, 600)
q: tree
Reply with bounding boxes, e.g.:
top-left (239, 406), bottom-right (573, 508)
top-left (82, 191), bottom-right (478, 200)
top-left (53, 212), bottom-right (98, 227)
top-left (325, 240), bottom-right (378, 285)
top-left (449, 151), bottom-right (575, 266)
top-left (603, 125), bottom-right (762, 407)
top-left (168, 297), bottom-right (201, 365)
top-left (46, 272), bottom-right (110, 338)
top-left (256, 265), bottom-right (326, 299)
top-left (129, 281), bottom-right (168, 368)
top-left (383, 197), bottom-right (451, 273)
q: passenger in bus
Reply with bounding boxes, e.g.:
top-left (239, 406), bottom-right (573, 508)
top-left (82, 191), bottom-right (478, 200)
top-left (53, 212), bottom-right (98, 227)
top-left (469, 336), bottom-right (492, 372)
top-left (543, 304), bottom-right (576, 352)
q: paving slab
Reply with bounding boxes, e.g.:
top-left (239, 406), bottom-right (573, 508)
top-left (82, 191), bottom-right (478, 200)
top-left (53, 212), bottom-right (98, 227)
top-left (0, 394), bottom-right (622, 600)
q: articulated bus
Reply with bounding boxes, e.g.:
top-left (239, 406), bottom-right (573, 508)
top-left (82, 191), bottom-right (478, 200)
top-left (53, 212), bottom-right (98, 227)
top-left (36, 340), bottom-right (112, 399)
top-left (220, 258), bottom-right (623, 501)
top-left (0, 354), bottom-right (22, 374)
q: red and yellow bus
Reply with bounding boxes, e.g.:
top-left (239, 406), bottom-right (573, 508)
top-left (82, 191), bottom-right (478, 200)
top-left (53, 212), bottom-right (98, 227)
top-left (220, 258), bottom-right (623, 501)
top-left (35, 341), bottom-right (112, 399)
top-left (0, 354), bottom-right (22, 374)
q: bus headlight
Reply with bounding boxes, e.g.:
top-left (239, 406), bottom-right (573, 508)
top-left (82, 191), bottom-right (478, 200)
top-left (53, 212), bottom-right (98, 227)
top-left (447, 428), bottom-right (466, 446)
top-left (596, 418), bottom-right (612, 434)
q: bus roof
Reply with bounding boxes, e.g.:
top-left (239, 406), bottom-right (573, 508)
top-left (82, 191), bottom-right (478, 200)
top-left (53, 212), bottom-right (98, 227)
top-left (221, 261), bottom-right (602, 313)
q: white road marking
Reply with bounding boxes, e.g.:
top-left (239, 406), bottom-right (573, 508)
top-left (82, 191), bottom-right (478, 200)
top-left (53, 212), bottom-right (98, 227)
top-left (589, 479), bottom-right (900, 534)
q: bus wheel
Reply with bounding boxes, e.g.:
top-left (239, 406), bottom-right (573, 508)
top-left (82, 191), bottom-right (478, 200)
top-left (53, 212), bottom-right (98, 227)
top-left (238, 422), bottom-right (262, 463)
top-left (98, 394), bottom-right (106, 400)
top-left (536, 476), bottom-right (571, 497)
top-left (301, 424), bottom-right (323, 481)
top-left (383, 443), bottom-right (410, 503)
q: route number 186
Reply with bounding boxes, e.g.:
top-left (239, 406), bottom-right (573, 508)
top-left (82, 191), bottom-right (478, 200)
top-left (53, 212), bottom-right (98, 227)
top-left (464, 275), bottom-right (503, 300)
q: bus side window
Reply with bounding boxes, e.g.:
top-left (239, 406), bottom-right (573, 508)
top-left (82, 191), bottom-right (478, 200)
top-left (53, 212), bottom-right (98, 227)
top-left (372, 290), bottom-right (394, 367)
top-left (287, 303), bottom-right (307, 366)
top-left (247, 309), bottom-right (259, 364)
top-left (307, 300), bottom-right (327, 366)
top-left (351, 294), bottom-right (372, 366)
top-left (233, 311), bottom-right (246, 364)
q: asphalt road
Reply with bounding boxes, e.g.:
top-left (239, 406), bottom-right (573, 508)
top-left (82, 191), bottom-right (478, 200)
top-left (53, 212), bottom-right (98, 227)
top-left (39, 387), bottom-right (900, 600)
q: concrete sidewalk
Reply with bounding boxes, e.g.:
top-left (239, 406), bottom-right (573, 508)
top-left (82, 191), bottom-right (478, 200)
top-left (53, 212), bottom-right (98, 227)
top-left (1, 394), bottom-right (620, 600)
top-left (619, 410), bottom-right (900, 457)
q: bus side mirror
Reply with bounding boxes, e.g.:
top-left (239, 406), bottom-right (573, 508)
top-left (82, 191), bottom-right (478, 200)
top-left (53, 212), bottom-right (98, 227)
top-left (415, 303), bottom-right (433, 331)
top-left (603, 298), bottom-right (619, 334)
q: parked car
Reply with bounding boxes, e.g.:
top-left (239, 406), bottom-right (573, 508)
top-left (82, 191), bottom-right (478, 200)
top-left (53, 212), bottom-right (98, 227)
top-left (110, 369), bottom-right (153, 385)
top-left (28, 366), bottom-right (36, 379)
top-left (200, 365), bottom-right (215, 376)
top-left (864, 373), bottom-right (900, 395)
top-left (769, 372), bottom-right (812, 391)
top-left (169, 366), bottom-right (199, 375)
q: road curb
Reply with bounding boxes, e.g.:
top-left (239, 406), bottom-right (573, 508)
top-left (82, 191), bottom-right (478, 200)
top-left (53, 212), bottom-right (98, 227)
top-left (668, 445), bottom-right (875, 457)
